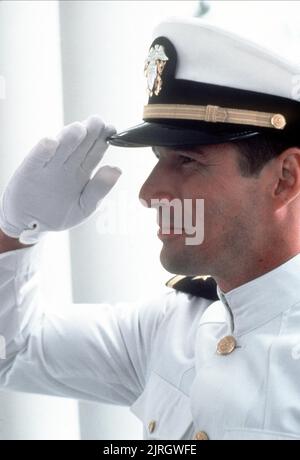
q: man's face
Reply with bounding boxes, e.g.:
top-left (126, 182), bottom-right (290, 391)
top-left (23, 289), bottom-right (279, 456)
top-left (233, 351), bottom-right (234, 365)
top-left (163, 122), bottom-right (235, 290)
top-left (139, 143), bottom-right (269, 277)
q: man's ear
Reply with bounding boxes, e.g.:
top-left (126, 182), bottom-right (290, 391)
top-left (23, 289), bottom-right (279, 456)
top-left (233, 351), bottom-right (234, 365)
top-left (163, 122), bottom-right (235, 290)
top-left (273, 148), bottom-right (300, 207)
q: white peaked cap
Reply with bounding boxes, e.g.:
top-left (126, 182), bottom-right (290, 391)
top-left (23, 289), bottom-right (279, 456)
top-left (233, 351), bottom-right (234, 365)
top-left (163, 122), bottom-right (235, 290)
top-left (110, 17), bottom-right (300, 148)
top-left (152, 17), bottom-right (300, 101)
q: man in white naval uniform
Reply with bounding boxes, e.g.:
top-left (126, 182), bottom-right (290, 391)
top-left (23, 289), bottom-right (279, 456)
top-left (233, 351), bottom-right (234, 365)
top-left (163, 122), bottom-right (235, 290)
top-left (0, 18), bottom-right (300, 440)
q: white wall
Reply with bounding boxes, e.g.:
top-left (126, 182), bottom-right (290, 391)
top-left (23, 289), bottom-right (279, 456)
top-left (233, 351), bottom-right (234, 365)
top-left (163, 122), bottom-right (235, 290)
top-left (205, 0), bottom-right (300, 60)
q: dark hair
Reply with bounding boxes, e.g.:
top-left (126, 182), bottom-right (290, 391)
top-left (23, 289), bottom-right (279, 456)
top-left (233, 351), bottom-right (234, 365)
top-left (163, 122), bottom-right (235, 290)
top-left (233, 134), bottom-right (299, 177)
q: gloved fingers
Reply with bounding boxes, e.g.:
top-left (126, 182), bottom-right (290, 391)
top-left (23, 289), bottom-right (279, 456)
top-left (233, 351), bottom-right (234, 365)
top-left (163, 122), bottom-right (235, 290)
top-left (104, 124), bottom-right (117, 138)
top-left (18, 137), bottom-right (59, 172)
top-left (79, 165), bottom-right (122, 216)
top-left (47, 122), bottom-right (87, 168)
top-left (80, 124), bottom-right (117, 174)
top-left (63, 115), bottom-right (106, 171)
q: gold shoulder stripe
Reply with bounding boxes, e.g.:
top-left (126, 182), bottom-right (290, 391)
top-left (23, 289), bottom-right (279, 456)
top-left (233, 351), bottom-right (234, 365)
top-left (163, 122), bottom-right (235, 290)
top-left (192, 275), bottom-right (211, 281)
top-left (165, 275), bottom-right (186, 288)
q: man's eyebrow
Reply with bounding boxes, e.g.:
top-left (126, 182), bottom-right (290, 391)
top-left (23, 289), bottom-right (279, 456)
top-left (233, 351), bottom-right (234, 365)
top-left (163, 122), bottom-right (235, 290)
top-left (151, 146), bottom-right (206, 157)
top-left (170, 145), bottom-right (201, 152)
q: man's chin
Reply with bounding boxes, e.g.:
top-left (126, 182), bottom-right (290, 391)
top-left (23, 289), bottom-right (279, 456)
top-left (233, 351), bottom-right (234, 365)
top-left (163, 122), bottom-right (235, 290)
top-left (160, 246), bottom-right (204, 276)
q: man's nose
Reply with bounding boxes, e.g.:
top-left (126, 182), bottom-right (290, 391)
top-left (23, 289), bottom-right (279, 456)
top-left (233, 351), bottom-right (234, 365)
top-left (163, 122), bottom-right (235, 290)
top-left (139, 163), bottom-right (174, 208)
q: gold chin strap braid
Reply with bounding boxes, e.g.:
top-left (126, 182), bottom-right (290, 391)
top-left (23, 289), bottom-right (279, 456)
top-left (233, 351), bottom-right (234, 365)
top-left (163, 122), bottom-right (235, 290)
top-left (143, 104), bottom-right (287, 130)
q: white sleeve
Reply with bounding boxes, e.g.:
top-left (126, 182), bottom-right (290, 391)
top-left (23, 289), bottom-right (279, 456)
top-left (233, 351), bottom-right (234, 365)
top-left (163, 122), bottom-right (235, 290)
top-left (0, 244), bottom-right (168, 406)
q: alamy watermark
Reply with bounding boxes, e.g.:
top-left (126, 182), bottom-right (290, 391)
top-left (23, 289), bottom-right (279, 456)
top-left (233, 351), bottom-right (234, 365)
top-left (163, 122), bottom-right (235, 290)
top-left (0, 76), bottom-right (6, 100)
top-left (150, 198), bottom-right (204, 245)
top-left (96, 193), bottom-right (205, 246)
top-left (0, 335), bottom-right (6, 360)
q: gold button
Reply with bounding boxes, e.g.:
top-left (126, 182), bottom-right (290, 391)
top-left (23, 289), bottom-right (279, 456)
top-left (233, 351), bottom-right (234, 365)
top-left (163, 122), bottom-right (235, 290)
top-left (194, 431), bottom-right (209, 440)
top-left (148, 420), bottom-right (156, 433)
top-left (216, 335), bottom-right (237, 355)
top-left (271, 114), bottom-right (286, 130)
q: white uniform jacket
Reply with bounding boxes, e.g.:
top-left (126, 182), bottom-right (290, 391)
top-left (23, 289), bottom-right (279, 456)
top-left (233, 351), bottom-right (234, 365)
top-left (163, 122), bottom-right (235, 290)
top-left (0, 245), bottom-right (300, 440)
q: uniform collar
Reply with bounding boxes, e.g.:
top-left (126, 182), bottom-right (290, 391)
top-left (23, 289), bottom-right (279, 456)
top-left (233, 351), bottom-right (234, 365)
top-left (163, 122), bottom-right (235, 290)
top-left (216, 253), bottom-right (300, 337)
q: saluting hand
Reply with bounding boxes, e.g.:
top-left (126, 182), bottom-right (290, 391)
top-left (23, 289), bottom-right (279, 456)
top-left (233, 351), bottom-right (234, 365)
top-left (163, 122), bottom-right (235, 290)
top-left (0, 115), bottom-right (122, 244)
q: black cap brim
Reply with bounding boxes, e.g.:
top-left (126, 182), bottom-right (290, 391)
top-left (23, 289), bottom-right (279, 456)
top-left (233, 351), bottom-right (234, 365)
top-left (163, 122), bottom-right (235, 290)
top-left (108, 121), bottom-right (261, 148)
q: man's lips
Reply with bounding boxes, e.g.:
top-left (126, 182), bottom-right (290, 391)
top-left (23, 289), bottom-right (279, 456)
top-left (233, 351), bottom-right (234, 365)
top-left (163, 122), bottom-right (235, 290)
top-left (158, 226), bottom-right (183, 233)
top-left (157, 227), bottom-right (185, 240)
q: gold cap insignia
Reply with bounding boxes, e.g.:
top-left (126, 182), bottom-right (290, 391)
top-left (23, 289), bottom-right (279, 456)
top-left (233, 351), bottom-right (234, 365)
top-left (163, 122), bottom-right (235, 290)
top-left (144, 44), bottom-right (169, 97)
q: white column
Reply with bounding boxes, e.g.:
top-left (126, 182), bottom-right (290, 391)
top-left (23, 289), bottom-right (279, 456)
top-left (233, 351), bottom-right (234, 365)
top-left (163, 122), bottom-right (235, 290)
top-left (0, 0), bottom-right (80, 440)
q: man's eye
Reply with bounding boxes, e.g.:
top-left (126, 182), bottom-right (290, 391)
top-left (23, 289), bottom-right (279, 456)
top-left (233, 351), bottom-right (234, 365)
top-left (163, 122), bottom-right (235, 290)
top-left (180, 155), bottom-right (195, 164)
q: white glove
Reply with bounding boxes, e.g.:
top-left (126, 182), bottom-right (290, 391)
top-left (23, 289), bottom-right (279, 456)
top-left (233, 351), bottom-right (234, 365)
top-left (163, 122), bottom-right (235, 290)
top-left (0, 115), bottom-right (122, 244)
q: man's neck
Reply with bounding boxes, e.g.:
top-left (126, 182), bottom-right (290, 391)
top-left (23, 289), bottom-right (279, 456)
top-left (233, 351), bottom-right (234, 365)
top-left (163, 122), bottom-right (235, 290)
top-left (214, 249), bottom-right (300, 293)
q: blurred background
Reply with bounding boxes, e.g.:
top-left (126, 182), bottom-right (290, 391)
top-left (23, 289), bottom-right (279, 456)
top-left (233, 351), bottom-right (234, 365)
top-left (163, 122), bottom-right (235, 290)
top-left (0, 0), bottom-right (299, 440)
